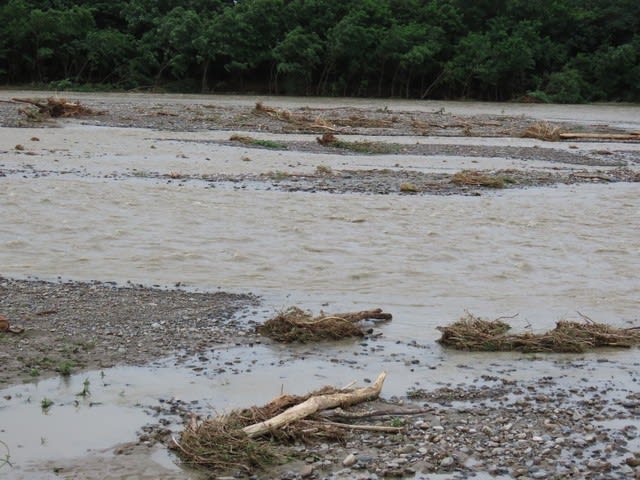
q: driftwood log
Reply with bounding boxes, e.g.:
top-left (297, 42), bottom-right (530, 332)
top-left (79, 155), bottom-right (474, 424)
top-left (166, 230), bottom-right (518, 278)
top-left (559, 132), bottom-right (640, 141)
top-left (242, 372), bottom-right (387, 438)
top-left (329, 308), bottom-right (393, 322)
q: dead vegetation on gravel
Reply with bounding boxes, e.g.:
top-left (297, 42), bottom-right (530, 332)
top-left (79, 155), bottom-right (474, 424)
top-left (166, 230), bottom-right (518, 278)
top-left (6, 97), bottom-right (96, 122)
top-left (521, 121), bottom-right (564, 141)
top-left (256, 307), bottom-right (392, 343)
top-left (316, 132), bottom-right (401, 154)
top-left (451, 170), bottom-right (512, 188)
top-left (174, 373), bottom-right (391, 474)
top-left (437, 312), bottom-right (640, 353)
top-left (229, 133), bottom-right (287, 149)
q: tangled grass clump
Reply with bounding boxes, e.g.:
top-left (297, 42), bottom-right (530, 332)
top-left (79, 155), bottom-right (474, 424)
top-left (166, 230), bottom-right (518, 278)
top-left (316, 133), bottom-right (400, 154)
top-left (257, 307), bottom-right (363, 343)
top-left (257, 307), bottom-right (392, 343)
top-left (451, 170), bottom-right (510, 188)
top-left (174, 386), bottom-right (346, 474)
top-left (438, 313), bottom-right (640, 353)
top-left (229, 134), bottom-right (287, 149)
top-left (175, 413), bottom-right (279, 474)
top-left (521, 121), bottom-right (564, 141)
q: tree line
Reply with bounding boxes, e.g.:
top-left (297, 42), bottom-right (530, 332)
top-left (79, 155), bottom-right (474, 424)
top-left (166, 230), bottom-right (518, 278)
top-left (1, 0), bottom-right (638, 102)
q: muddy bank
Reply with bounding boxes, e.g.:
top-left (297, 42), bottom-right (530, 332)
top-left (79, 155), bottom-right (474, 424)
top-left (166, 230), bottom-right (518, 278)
top-left (0, 277), bottom-right (258, 386)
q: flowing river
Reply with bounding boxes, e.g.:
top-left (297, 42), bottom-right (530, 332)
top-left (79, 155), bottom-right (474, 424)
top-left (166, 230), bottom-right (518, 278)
top-left (0, 94), bottom-right (639, 478)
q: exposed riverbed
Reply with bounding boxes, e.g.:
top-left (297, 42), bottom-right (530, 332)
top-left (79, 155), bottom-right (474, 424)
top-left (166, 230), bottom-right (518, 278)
top-left (0, 92), bottom-right (639, 479)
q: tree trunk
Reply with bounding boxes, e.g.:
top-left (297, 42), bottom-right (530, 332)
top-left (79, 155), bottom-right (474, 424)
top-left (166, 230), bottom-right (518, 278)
top-left (201, 58), bottom-right (210, 93)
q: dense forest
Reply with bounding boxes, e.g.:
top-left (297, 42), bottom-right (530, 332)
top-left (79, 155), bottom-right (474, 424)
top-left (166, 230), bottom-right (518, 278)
top-left (1, 0), bottom-right (639, 102)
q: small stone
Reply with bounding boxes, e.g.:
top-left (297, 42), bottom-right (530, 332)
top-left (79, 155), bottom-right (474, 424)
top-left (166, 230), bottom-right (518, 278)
top-left (531, 471), bottom-right (549, 479)
top-left (440, 456), bottom-right (454, 467)
top-left (626, 457), bottom-right (640, 467)
top-left (343, 453), bottom-right (357, 467)
top-left (397, 445), bottom-right (416, 454)
top-left (299, 464), bottom-right (314, 477)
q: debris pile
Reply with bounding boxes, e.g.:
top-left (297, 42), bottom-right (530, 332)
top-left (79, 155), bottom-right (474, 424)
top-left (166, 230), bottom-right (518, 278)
top-left (437, 313), bottom-right (640, 353)
top-left (521, 121), bottom-right (564, 141)
top-left (174, 373), bottom-right (390, 474)
top-left (451, 170), bottom-right (509, 188)
top-left (257, 307), bottom-right (392, 343)
top-left (254, 102), bottom-right (336, 131)
top-left (0, 314), bottom-right (24, 334)
top-left (12, 97), bottom-right (95, 119)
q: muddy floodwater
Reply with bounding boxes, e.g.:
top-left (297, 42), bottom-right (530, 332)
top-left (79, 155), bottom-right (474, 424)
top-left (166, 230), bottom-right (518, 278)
top-left (0, 92), bottom-right (639, 479)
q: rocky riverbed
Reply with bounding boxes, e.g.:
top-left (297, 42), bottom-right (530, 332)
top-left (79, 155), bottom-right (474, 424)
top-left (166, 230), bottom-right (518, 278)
top-left (1, 92), bottom-right (639, 479)
top-left (2, 276), bottom-right (639, 480)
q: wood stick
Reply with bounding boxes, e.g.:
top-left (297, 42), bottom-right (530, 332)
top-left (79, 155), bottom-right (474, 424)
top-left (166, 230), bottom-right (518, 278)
top-left (302, 419), bottom-right (403, 433)
top-left (242, 372), bottom-right (387, 438)
top-left (331, 309), bottom-right (392, 322)
top-left (321, 406), bottom-right (432, 419)
top-left (559, 132), bottom-right (640, 141)
top-left (571, 172), bottom-right (612, 181)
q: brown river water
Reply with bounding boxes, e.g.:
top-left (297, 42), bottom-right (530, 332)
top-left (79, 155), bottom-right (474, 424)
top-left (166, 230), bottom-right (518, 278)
top-left (0, 94), bottom-right (639, 478)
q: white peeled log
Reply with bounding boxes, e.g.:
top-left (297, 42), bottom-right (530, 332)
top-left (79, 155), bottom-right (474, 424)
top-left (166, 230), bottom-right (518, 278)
top-left (242, 372), bottom-right (387, 438)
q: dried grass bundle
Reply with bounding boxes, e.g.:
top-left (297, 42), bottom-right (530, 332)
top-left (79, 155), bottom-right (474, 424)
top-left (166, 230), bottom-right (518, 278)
top-left (174, 386), bottom-right (351, 473)
top-left (438, 313), bottom-right (640, 353)
top-left (521, 121), bottom-right (563, 141)
top-left (175, 413), bottom-right (278, 473)
top-left (451, 170), bottom-right (507, 188)
top-left (257, 307), bottom-right (391, 343)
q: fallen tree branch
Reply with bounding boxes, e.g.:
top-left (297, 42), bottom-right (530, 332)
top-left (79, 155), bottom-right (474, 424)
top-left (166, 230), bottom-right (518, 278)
top-left (571, 172), bottom-right (612, 182)
top-left (559, 132), bottom-right (640, 141)
top-left (302, 419), bottom-right (403, 433)
top-left (330, 308), bottom-right (393, 322)
top-left (242, 372), bottom-right (387, 438)
top-left (320, 406), bottom-right (432, 419)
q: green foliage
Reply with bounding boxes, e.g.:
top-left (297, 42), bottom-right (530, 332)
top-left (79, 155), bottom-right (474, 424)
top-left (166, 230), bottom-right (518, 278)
top-left (41, 397), bottom-right (53, 410)
top-left (544, 68), bottom-right (589, 104)
top-left (76, 378), bottom-right (91, 397)
top-left (0, 0), bottom-right (637, 101)
top-left (229, 135), bottom-right (287, 149)
top-left (56, 360), bottom-right (74, 377)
